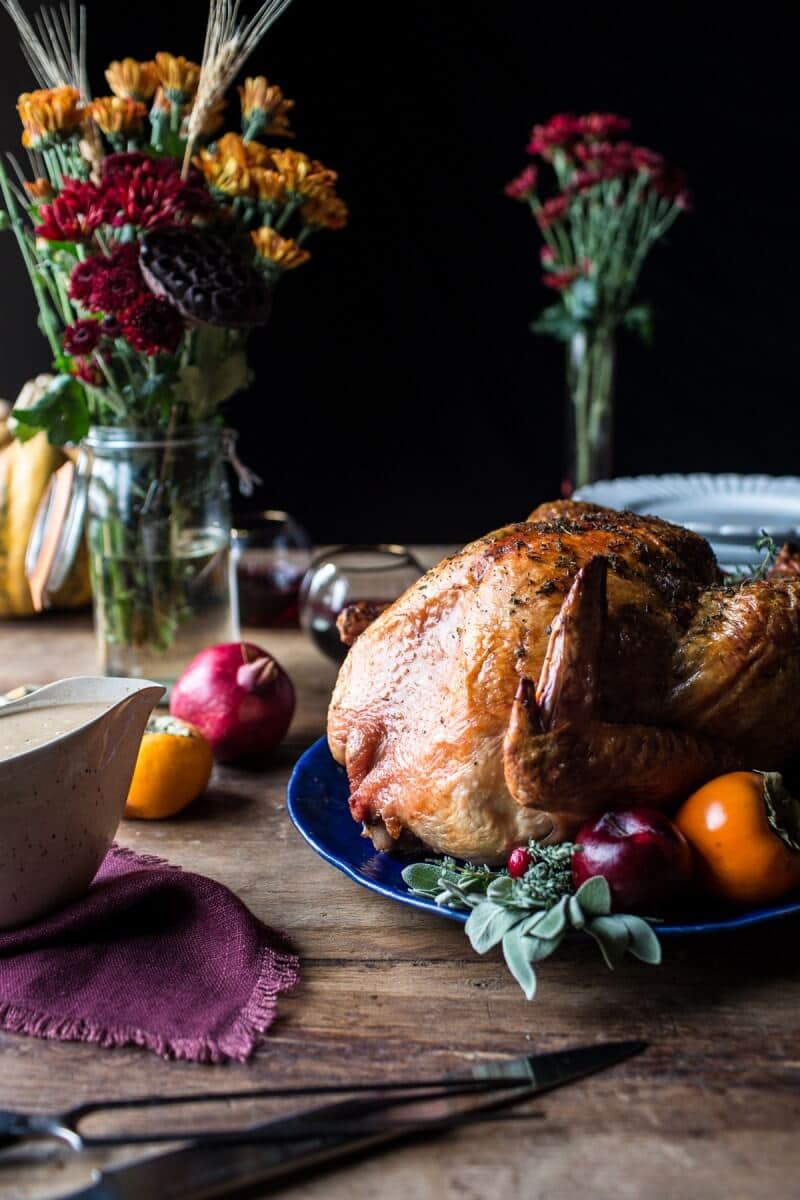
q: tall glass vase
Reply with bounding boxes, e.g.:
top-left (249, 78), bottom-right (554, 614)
top-left (565, 328), bottom-right (616, 493)
top-left (85, 423), bottom-right (239, 686)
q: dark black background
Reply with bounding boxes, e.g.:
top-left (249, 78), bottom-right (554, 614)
top-left (1, 2), bottom-right (797, 543)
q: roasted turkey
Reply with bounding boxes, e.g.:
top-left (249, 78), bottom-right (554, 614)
top-left (327, 500), bottom-right (800, 862)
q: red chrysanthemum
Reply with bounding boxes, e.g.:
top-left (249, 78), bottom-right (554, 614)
top-left (542, 260), bottom-right (591, 291)
top-left (571, 169), bottom-right (605, 193)
top-left (97, 153), bottom-right (212, 231)
top-left (630, 146), bottom-right (664, 172)
top-left (72, 244), bottom-right (149, 314)
top-left (527, 113), bottom-right (581, 157)
top-left (579, 113), bottom-right (631, 141)
top-left (651, 163), bottom-right (692, 209)
top-left (536, 195), bottom-right (570, 228)
top-left (63, 318), bottom-right (102, 355)
top-left (101, 314), bottom-right (123, 338)
top-left (120, 296), bottom-right (183, 355)
top-left (504, 165), bottom-right (538, 201)
top-left (69, 255), bottom-right (106, 302)
top-left (542, 268), bottom-right (580, 291)
top-left (574, 141), bottom-right (638, 179)
top-left (36, 182), bottom-right (104, 241)
top-left (101, 152), bottom-right (150, 179)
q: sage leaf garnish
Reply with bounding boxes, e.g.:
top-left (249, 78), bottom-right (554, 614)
top-left (402, 840), bottom-right (662, 999)
top-left (617, 914), bottom-right (662, 965)
top-left (502, 928), bottom-right (539, 1000)
top-left (465, 903), bottom-right (522, 954)
top-left (574, 875), bottom-right (612, 917)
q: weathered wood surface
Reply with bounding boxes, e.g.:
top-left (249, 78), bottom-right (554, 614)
top-left (1, 613), bottom-right (800, 1199)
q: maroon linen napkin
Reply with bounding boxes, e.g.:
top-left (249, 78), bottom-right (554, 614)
top-left (0, 846), bottom-right (298, 1062)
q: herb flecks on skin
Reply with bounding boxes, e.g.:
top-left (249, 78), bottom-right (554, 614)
top-left (402, 842), bottom-right (661, 1000)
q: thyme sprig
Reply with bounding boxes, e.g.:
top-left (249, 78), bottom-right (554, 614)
top-left (402, 843), bottom-right (661, 1000)
top-left (726, 531), bottom-right (779, 585)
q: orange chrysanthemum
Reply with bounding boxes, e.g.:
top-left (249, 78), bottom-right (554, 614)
top-left (105, 58), bottom-right (159, 102)
top-left (239, 76), bottom-right (294, 138)
top-left (251, 227), bottom-right (310, 270)
top-left (87, 96), bottom-right (147, 137)
top-left (214, 133), bottom-right (273, 169)
top-left (249, 168), bottom-right (287, 203)
top-left (269, 149), bottom-right (337, 198)
top-left (23, 177), bottom-right (55, 202)
top-left (17, 86), bottom-right (82, 148)
top-left (302, 191), bottom-right (349, 230)
top-left (194, 135), bottom-right (277, 198)
top-left (154, 52), bottom-right (200, 101)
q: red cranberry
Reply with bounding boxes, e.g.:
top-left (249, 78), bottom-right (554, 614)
top-left (507, 847), bottom-right (532, 878)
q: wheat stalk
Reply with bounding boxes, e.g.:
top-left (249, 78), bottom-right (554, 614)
top-left (181, 0), bottom-right (294, 177)
top-left (0, 0), bottom-right (88, 95)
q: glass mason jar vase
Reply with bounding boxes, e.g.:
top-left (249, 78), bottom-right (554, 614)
top-left (84, 424), bottom-right (239, 685)
top-left (565, 328), bottom-right (616, 493)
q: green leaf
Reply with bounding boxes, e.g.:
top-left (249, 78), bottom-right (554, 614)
top-left (401, 863), bottom-right (442, 896)
top-left (530, 895), bottom-right (569, 940)
top-left (618, 915), bottom-right (662, 964)
top-left (502, 928), bottom-right (538, 1000)
top-left (574, 876), bottom-right (612, 918)
top-left (568, 895), bottom-right (586, 929)
top-left (519, 923), bottom-right (565, 961)
top-left (465, 901), bottom-right (522, 954)
top-left (0, 210), bottom-right (10, 232)
top-left (531, 304), bottom-right (582, 342)
top-left (623, 303), bottom-right (654, 345)
top-left (12, 374), bottom-right (89, 446)
top-left (486, 875), bottom-right (515, 902)
top-left (586, 915), bottom-right (631, 968)
top-left (207, 350), bottom-right (251, 407)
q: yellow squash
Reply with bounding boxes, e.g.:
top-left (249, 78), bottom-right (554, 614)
top-left (0, 378), bottom-right (91, 616)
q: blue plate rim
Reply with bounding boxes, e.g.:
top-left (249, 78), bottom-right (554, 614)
top-left (287, 736), bottom-right (800, 936)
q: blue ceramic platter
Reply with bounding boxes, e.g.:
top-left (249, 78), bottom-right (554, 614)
top-left (288, 736), bottom-right (800, 936)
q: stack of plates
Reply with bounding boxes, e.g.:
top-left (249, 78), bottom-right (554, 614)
top-left (574, 474), bottom-right (800, 569)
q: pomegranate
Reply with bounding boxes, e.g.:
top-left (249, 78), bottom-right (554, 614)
top-left (170, 642), bottom-right (295, 763)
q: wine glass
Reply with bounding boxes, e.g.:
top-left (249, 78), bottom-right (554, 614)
top-left (300, 544), bottom-right (424, 663)
top-left (232, 510), bottom-right (313, 629)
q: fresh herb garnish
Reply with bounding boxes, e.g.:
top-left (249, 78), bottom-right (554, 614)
top-left (402, 843), bottom-right (661, 1000)
top-left (726, 531), bottom-right (779, 584)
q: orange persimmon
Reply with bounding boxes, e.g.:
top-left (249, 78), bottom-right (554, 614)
top-left (125, 715), bottom-right (213, 820)
top-left (675, 771), bottom-right (800, 906)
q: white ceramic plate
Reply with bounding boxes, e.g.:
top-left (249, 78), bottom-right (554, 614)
top-left (574, 473), bottom-right (800, 566)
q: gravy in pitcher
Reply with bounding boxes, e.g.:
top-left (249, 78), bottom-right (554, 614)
top-left (0, 701), bottom-right (110, 760)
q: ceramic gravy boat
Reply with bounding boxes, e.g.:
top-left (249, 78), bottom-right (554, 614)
top-left (0, 677), bottom-right (164, 929)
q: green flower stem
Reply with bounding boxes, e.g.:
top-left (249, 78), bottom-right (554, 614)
top-left (569, 327), bottom-right (615, 490)
top-left (0, 161), bottom-right (62, 358)
top-left (275, 194), bottom-right (302, 233)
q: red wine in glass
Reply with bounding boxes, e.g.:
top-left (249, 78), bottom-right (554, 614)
top-left (237, 557), bottom-right (305, 628)
top-left (307, 597), bottom-right (395, 664)
top-left (232, 511), bottom-right (312, 630)
top-left (300, 546), bottom-right (424, 664)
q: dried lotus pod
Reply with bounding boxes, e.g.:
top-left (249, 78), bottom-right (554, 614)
top-left (139, 228), bottom-right (271, 328)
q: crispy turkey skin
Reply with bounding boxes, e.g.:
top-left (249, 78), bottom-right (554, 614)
top-left (327, 501), bottom-right (800, 863)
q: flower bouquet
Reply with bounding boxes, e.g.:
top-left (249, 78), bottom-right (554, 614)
top-left (506, 112), bottom-right (689, 492)
top-left (0, 0), bottom-right (346, 681)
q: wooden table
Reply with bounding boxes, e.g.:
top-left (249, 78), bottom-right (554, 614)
top-left (1, 614), bottom-right (800, 1199)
